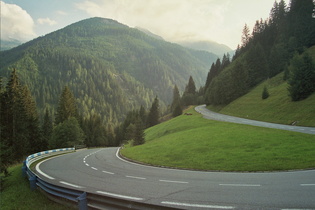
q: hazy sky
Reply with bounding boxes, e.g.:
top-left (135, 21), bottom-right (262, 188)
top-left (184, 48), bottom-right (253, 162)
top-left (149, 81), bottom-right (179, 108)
top-left (1, 0), bottom-right (290, 49)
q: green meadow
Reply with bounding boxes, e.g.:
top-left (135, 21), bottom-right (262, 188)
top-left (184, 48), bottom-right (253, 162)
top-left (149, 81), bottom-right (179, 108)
top-left (121, 107), bottom-right (315, 172)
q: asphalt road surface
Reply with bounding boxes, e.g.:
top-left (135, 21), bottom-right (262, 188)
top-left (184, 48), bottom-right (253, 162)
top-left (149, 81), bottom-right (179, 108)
top-left (195, 105), bottom-right (315, 135)
top-left (36, 147), bottom-right (315, 209)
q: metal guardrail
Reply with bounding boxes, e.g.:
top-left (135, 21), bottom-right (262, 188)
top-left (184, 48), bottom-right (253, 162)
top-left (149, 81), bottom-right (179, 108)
top-left (25, 148), bottom-right (75, 168)
top-left (23, 148), bottom-right (178, 210)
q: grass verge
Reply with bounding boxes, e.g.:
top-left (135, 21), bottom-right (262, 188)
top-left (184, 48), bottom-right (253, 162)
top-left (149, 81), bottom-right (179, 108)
top-left (0, 164), bottom-right (68, 210)
top-left (121, 107), bottom-right (315, 172)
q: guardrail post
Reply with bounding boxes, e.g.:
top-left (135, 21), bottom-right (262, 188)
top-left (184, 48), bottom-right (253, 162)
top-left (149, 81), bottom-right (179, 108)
top-left (29, 176), bottom-right (37, 190)
top-left (22, 161), bottom-right (27, 177)
top-left (77, 192), bottom-right (87, 210)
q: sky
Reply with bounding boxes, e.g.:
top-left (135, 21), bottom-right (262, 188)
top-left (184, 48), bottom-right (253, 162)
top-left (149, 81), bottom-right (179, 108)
top-left (1, 0), bottom-right (290, 49)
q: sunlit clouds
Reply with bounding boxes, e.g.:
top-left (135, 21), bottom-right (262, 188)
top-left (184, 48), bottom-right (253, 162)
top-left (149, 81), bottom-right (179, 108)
top-left (0, 1), bottom-right (36, 41)
top-left (75, 0), bottom-right (231, 45)
top-left (1, 0), bottom-right (290, 49)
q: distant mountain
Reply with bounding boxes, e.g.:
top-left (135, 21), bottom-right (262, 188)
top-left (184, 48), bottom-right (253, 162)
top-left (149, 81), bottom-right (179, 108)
top-left (0, 39), bottom-right (22, 51)
top-left (135, 27), bottom-right (164, 41)
top-left (178, 40), bottom-right (233, 56)
top-left (0, 17), bottom-right (217, 124)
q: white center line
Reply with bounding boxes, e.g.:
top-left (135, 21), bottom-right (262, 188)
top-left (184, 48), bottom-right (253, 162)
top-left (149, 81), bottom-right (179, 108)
top-left (300, 184), bottom-right (315, 186)
top-left (102, 170), bottom-right (115, 175)
top-left (126, 175), bottom-right (146, 180)
top-left (96, 191), bottom-right (144, 201)
top-left (161, 201), bottom-right (235, 209)
top-left (219, 184), bottom-right (261, 187)
top-left (60, 181), bottom-right (84, 188)
top-left (159, 179), bottom-right (189, 184)
top-left (91, 167), bottom-right (98, 170)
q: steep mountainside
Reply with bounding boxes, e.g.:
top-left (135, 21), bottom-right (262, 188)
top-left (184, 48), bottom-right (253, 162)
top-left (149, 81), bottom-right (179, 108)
top-left (0, 17), bottom-right (216, 124)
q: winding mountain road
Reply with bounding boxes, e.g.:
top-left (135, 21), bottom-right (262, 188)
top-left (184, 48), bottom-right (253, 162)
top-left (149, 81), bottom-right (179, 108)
top-left (195, 105), bottom-right (315, 135)
top-left (36, 147), bottom-right (315, 209)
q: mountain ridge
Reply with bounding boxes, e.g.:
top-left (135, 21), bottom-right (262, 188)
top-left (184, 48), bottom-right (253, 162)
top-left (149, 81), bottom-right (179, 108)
top-left (0, 17), bottom-right (217, 124)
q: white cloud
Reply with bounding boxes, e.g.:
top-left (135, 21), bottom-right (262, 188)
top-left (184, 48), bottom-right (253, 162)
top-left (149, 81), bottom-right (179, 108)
top-left (76, 0), bottom-right (290, 49)
top-left (76, 0), bottom-right (229, 43)
top-left (37, 17), bottom-right (58, 26)
top-left (56, 10), bottom-right (68, 16)
top-left (0, 1), bottom-right (36, 41)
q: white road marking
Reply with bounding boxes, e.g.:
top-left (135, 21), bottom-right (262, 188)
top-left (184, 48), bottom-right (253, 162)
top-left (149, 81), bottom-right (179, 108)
top-left (102, 170), bottom-right (115, 175)
top-left (161, 201), bottom-right (235, 209)
top-left (126, 175), bottom-right (146, 180)
top-left (85, 163), bottom-right (89, 166)
top-left (281, 209), bottom-right (314, 210)
top-left (36, 158), bottom-right (55, 180)
top-left (300, 184), bottom-right (315, 186)
top-left (91, 167), bottom-right (98, 170)
top-left (159, 179), bottom-right (189, 184)
top-left (96, 191), bottom-right (144, 201)
top-left (219, 184), bottom-right (261, 187)
top-left (60, 181), bottom-right (84, 188)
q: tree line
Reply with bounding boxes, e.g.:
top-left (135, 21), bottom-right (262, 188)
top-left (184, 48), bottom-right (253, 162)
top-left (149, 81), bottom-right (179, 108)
top-left (204, 0), bottom-right (315, 105)
top-left (0, 69), bottom-right (165, 176)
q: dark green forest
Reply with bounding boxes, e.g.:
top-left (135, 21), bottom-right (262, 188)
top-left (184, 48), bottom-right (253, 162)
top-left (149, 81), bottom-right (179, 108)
top-left (0, 17), bottom-right (217, 126)
top-left (0, 69), bottom-right (164, 175)
top-left (204, 0), bottom-right (315, 105)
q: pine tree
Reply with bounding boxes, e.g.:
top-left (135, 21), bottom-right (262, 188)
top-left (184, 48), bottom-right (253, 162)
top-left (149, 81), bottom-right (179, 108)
top-left (262, 86), bottom-right (270, 99)
top-left (172, 104), bottom-right (183, 117)
top-left (186, 76), bottom-right (196, 95)
top-left (2, 69), bottom-right (28, 160)
top-left (50, 117), bottom-right (85, 148)
top-left (0, 77), bottom-right (13, 175)
top-left (147, 97), bottom-right (159, 127)
top-left (247, 43), bottom-right (269, 87)
top-left (42, 108), bottom-right (53, 149)
top-left (288, 52), bottom-right (315, 101)
top-left (182, 76), bottom-right (197, 106)
top-left (133, 117), bottom-right (145, 146)
top-left (205, 58), bottom-right (222, 91)
top-left (55, 86), bottom-right (79, 125)
top-left (288, 0), bottom-right (315, 48)
top-left (171, 85), bottom-right (182, 117)
top-left (138, 105), bottom-right (147, 126)
top-left (82, 114), bottom-right (107, 147)
top-left (21, 85), bottom-right (44, 153)
top-left (241, 24), bottom-right (251, 47)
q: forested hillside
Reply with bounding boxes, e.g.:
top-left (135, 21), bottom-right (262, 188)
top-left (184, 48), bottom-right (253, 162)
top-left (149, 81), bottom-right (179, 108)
top-left (204, 0), bottom-right (315, 106)
top-left (0, 17), bottom-right (217, 125)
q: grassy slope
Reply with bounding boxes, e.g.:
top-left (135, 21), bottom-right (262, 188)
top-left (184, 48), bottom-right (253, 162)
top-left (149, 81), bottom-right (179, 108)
top-left (210, 72), bottom-right (315, 127)
top-left (209, 46), bottom-right (315, 127)
top-left (121, 107), bottom-right (315, 172)
top-left (1, 164), bottom-right (68, 210)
